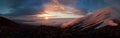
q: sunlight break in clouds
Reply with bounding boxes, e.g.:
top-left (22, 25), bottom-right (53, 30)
top-left (36, 0), bottom-right (84, 20)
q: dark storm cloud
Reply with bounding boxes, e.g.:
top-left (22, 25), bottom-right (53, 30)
top-left (8, 0), bottom-right (47, 16)
top-left (0, 0), bottom-right (52, 16)
top-left (104, 0), bottom-right (120, 7)
top-left (58, 0), bottom-right (78, 5)
top-left (0, 0), bottom-right (13, 14)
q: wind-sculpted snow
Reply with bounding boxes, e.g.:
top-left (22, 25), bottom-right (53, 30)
top-left (66, 6), bottom-right (120, 31)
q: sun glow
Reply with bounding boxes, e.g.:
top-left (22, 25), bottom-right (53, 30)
top-left (36, 13), bottom-right (84, 20)
top-left (36, 14), bottom-right (52, 20)
top-left (36, 0), bottom-right (84, 20)
top-left (45, 16), bottom-right (48, 20)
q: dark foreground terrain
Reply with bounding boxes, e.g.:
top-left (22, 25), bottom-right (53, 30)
top-left (1, 16), bottom-right (120, 38)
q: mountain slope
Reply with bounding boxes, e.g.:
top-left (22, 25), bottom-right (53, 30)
top-left (66, 6), bottom-right (120, 31)
top-left (0, 16), bottom-right (21, 28)
top-left (0, 16), bottom-right (62, 38)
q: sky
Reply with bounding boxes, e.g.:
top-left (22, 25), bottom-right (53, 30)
top-left (0, 0), bottom-right (120, 15)
top-left (0, 0), bottom-right (120, 26)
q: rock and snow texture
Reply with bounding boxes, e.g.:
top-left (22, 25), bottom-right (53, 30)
top-left (67, 6), bottom-right (120, 30)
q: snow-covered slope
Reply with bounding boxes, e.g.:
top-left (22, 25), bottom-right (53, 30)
top-left (66, 6), bottom-right (120, 31)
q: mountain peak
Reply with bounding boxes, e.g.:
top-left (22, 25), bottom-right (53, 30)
top-left (66, 6), bottom-right (120, 31)
top-left (102, 6), bottom-right (117, 10)
top-left (94, 6), bottom-right (120, 19)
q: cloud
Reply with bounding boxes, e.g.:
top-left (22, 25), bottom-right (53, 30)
top-left (6, 0), bottom-right (48, 16)
top-left (104, 0), bottom-right (120, 6)
top-left (1, 0), bottom-right (87, 16)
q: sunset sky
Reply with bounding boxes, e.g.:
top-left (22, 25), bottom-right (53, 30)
top-left (0, 0), bottom-right (120, 26)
